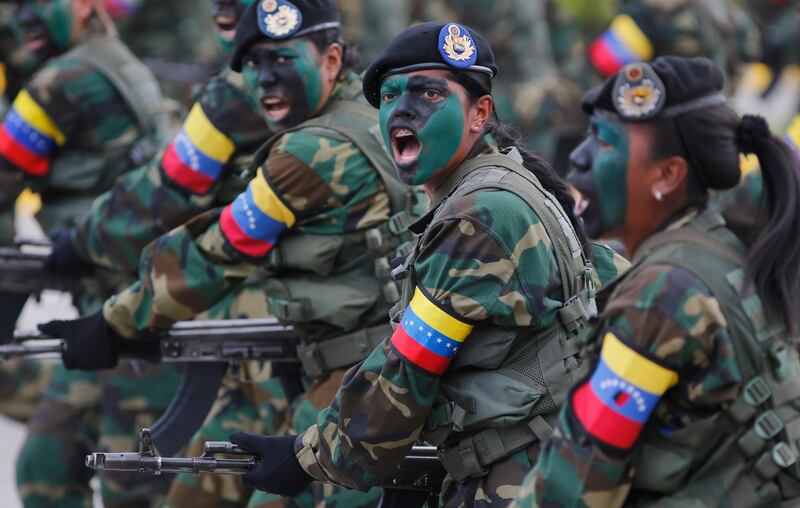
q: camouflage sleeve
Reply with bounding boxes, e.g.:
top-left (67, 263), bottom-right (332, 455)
top-left (103, 129), bottom-right (387, 337)
top-left (295, 190), bottom-right (564, 489)
top-left (515, 264), bottom-right (741, 508)
top-left (590, 242), bottom-right (630, 289)
top-left (73, 72), bottom-right (271, 273)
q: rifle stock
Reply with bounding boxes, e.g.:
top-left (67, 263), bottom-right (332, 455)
top-left (87, 428), bottom-right (444, 506)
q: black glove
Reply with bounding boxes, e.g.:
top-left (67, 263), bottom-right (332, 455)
top-left (229, 432), bottom-right (312, 496)
top-left (39, 312), bottom-right (120, 370)
top-left (44, 228), bottom-right (94, 277)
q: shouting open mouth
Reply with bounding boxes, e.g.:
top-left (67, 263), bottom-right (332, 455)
top-left (261, 95), bottom-right (291, 123)
top-left (390, 128), bottom-right (422, 168)
top-left (23, 27), bottom-right (49, 53)
top-left (213, 12), bottom-right (238, 41)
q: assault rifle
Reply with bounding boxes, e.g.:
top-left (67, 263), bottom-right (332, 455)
top-left (2, 318), bottom-right (300, 456)
top-left (87, 428), bottom-right (445, 508)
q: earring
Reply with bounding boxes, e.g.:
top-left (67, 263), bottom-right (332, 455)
top-left (654, 190), bottom-right (663, 202)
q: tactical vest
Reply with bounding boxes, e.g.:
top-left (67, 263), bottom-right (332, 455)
top-left (596, 210), bottom-right (800, 508)
top-left (244, 78), bottom-right (427, 379)
top-left (36, 33), bottom-right (168, 231)
top-left (392, 149), bottom-right (596, 482)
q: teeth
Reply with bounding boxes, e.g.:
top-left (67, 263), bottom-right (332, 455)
top-left (263, 98), bottom-right (283, 106)
top-left (394, 128), bottom-right (414, 138)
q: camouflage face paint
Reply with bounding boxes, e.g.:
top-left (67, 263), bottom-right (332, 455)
top-left (241, 39), bottom-right (324, 130)
top-left (16, 0), bottom-right (72, 63)
top-left (379, 74), bottom-right (465, 185)
top-left (568, 115), bottom-right (629, 239)
top-left (210, 0), bottom-right (252, 53)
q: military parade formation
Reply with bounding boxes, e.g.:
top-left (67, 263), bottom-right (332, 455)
top-left (0, 0), bottom-right (798, 507)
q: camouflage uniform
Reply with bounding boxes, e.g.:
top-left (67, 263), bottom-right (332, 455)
top-left (511, 209), bottom-right (800, 507)
top-left (586, 0), bottom-right (760, 81)
top-left (0, 25), bottom-right (178, 508)
top-left (103, 72), bottom-right (394, 508)
top-left (292, 144), bottom-right (629, 507)
top-left (0, 3), bottom-right (35, 115)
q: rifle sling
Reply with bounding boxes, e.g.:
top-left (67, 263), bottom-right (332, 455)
top-left (297, 323), bottom-right (391, 378)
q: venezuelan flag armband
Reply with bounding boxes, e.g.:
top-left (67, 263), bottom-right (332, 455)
top-left (390, 288), bottom-right (474, 375)
top-left (162, 104), bottom-right (235, 194)
top-left (0, 90), bottom-right (65, 176)
top-left (572, 331), bottom-right (678, 450)
top-left (220, 168), bottom-right (296, 258)
top-left (588, 14), bottom-right (654, 78)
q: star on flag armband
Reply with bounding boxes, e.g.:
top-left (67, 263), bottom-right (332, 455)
top-left (390, 288), bottom-right (474, 375)
top-left (0, 90), bottom-right (65, 176)
top-left (162, 103), bottom-right (235, 194)
top-left (573, 332), bottom-right (678, 449)
top-left (588, 14), bottom-right (654, 78)
top-left (220, 168), bottom-right (296, 258)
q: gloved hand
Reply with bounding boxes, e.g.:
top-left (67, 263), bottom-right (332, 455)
top-left (39, 312), bottom-right (120, 370)
top-left (229, 432), bottom-right (312, 496)
top-left (44, 228), bottom-right (94, 277)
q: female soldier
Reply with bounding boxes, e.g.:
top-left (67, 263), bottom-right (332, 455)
top-left (226, 22), bottom-right (628, 507)
top-left (513, 56), bottom-right (800, 507)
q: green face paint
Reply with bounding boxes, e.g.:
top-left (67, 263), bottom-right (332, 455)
top-left (211, 0), bottom-right (253, 54)
top-left (568, 115), bottom-right (630, 239)
top-left (26, 0), bottom-right (73, 50)
top-left (240, 38), bottom-right (325, 129)
top-left (379, 74), bottom-right (465, 185)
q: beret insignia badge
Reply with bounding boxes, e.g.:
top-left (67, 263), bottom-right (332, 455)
top-left (613, 63), bottom-right (666, 120)
top-left (258, 0), bottom-right (302, 39)
top-left (438, 23), bottom-right (477, 69)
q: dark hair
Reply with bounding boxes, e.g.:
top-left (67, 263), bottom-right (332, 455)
top-left (307, 28), bottom-right (358, 78)
top-left (448, 70), bottom-right (593, 261)
top-left (644, 105), bottom-right (800, 331)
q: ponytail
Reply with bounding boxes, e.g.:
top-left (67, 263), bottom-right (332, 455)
top-left (737, 115), bottom-right (800, 332)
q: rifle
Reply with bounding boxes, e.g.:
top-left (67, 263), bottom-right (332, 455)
top-left (3, 318), bottom-right (300, 456)
top-left (87, 428), bottom-right (445, 508)
top-left (0, 239), bottom-right (83, 295)
top-left (0, 239), bottom-right (81, 341)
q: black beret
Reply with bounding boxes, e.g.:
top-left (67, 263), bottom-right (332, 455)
top-left (363, 22), bottom-right (498, 108)
top-left (231, 0), bottom-right (341, 72)
top-left (582, 56), bottom-right (727, 122)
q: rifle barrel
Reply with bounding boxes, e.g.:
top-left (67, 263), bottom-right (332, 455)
top-left (0, 341), bottom-right (64, 359)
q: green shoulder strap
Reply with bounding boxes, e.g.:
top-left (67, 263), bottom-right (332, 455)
top-left (440, 151), bottom-right (593, 320)
top-left (65, 34), bottom-right (166, 140)
top-left (629, 210), bottom-right (775, 379)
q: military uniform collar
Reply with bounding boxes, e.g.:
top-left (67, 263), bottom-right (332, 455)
top-left (409, 140), bottom-right (497, 234)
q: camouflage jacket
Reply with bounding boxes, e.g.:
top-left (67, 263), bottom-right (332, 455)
top-left (512, 209), bottom-right (748, 508)
top-left (0, 32), bottom-right (144, 238)
top-left (103, 72), bottom-right (391, 339)
top-left (72, 68), bottom-right (271, 274)
top-left (293, 148), bottom-right (629, 496)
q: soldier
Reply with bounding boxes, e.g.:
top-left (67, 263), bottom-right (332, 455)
top-left (587, 0), bottom-right (759, 82)
top-left (512, 56), bottom-right (800, 507)
top-left (217, 22), bottom-right (629, 507)
top-left (40, 1), bottom-right (422, 507)
top-left (0, 1), bottom-right (173, 507)
top-left (20, 1), bottom-right (283, 507)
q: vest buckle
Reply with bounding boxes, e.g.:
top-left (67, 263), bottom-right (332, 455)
top-left (755, 410), bottom-right (784, 440)
top-left (743, 376), bottom-right (772, 406)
